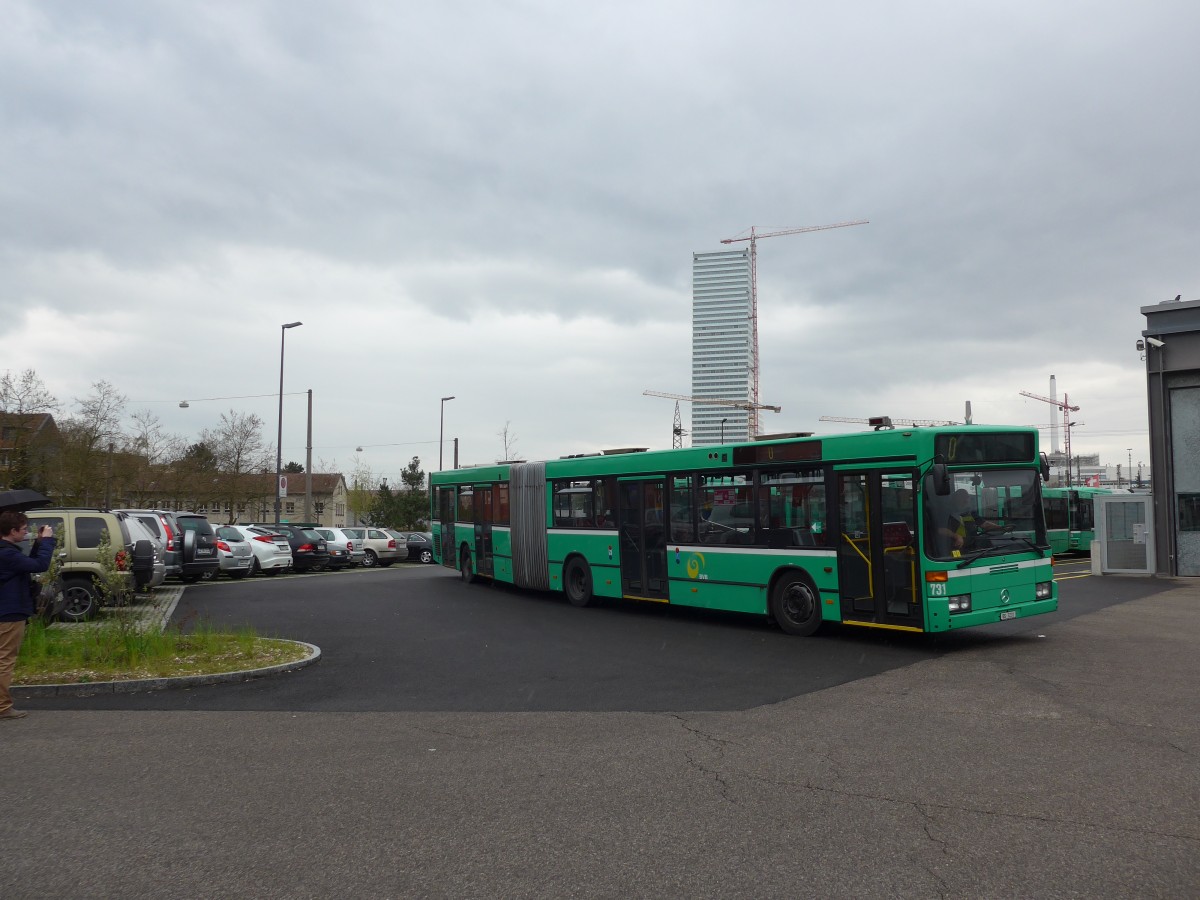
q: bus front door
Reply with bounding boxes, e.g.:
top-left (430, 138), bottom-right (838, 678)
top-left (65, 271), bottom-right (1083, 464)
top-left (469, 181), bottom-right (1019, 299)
top-left (474, 484), bottom-right (494, 577)
top-left (836, 471), bottom-right (920, 629)
top-left (618, 479), bottom-right (669, 601)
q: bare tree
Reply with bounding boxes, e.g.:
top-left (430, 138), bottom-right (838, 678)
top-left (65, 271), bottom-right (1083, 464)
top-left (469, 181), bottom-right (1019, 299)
top-left (498, 420), bottom-right (519, 462)
top-left (346, 452), bottom-right (378, 525)
top-left (0, 368), bottom-right (60, 491)
top-left (0, 368), bottom-right (60, 414)
top-left (120, 410), bottom-right (186, 506)
top-left (57, 381), bottom-right (127, 505)
top-left (198, 409), bottom-right (273, 522)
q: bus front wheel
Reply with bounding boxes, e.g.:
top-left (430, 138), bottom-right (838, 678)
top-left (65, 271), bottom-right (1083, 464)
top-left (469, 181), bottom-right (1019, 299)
top-left (563, 557), bottom-right (596, 608)
top-left (460, 547), bottom-right (476, 584)
top-left (771, 572), bottom-right (822, 636)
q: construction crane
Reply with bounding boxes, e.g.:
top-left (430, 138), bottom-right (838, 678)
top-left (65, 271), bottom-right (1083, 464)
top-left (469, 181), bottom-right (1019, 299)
top-left (820, 415), bottom-right (959, 429)
top-left (1019, 390), bottom-right (1081, 485)
top-left (644, 389), bottom-right (781, 447)
top-left (720, 220), bottom-right (868, 435)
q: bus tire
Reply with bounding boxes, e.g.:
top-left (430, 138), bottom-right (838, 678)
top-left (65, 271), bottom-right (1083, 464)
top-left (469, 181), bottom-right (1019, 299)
top-left (460, 547), bottom-right (476, 584)
top-left (563, 556), bottom-right (596, 608)
top-left (770, 571), bottom-right (822, 636)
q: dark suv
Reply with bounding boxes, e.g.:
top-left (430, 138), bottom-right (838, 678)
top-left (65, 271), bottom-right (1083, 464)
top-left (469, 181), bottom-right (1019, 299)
top-left (171, 512), bottom-right (220, 582)
top-left (247, 523), bottom-right (329, 572)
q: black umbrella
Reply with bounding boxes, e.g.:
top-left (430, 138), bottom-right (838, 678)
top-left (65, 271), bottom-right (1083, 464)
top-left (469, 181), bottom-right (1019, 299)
top-left (0, 488), bottom-right (52, 513)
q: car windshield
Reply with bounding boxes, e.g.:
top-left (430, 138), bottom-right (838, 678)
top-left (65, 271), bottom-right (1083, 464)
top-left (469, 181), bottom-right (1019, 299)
top-left (922, 469), bottom-right (1047, 561)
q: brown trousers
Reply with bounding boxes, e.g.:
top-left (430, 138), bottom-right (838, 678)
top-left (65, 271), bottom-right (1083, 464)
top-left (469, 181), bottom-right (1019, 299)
top-left (0, 619), bottom-right (27, 714)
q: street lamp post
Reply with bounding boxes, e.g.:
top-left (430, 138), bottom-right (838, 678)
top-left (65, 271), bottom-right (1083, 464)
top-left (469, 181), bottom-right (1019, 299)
top-left (439, 395), bottom-right (455, 471)
top-left (720, 418), bottom-right (728, 443)
top-left (275, 321), bottom-right (303, 523)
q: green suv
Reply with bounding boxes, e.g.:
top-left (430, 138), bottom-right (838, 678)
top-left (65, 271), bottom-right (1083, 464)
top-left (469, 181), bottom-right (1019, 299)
top-left (23, 509), bottom-right (148, 621)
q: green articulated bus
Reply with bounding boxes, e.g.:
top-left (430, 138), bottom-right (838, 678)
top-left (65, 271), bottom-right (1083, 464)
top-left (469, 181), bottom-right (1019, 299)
top-left (430, 426), bottom-right (1057, 636)
top-left (1042, 485), bottom-right (1111, 555)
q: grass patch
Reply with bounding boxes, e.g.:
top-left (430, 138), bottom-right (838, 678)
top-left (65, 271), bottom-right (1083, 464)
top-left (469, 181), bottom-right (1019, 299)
top-left (14, 617), bottom-right (310, 685)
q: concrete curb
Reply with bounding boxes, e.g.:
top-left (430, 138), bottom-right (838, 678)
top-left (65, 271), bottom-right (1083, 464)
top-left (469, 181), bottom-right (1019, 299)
top-left (12, 640), bottom-right (321, 698)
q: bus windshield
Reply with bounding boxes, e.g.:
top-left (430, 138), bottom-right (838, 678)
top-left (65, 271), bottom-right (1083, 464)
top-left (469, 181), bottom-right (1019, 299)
top-left (923, 469), bottom-right (1046, 561)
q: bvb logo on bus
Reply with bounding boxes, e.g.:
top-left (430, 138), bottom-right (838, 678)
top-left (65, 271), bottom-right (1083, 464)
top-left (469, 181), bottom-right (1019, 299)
top-left (686, 552), bottom-right (706, 579)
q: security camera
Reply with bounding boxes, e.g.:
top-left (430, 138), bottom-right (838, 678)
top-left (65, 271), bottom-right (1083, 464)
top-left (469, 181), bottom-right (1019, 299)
top-left (1145, 337), bottom-right (1166, 348)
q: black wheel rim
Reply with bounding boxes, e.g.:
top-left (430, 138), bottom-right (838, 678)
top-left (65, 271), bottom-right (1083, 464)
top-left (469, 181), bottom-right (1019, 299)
top-left (63, 587), bottom-right (91, 617)
top-left (781, 581), bottom-right (815, 625)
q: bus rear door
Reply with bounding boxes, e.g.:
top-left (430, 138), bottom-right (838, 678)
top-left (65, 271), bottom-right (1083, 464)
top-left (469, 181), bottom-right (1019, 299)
top-left (437, 487), bottom-right (455, 570)
top-left (474, 484), bottom-right (495, 577)
top-left (618, 478), bottom-right (669, 601)
top-left (836, 471), bottom-right (921, 630)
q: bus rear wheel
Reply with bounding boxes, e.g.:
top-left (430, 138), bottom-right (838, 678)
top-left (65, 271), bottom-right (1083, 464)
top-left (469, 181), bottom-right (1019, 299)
top-left (563, 557), bottom-right (596, 608)
top-left (771, 572), bottom-right (822, 636)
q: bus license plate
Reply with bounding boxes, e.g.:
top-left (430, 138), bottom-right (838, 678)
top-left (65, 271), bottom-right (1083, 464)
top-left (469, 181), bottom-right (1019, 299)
top-left (1000, 610), bottom-right (1016, 620)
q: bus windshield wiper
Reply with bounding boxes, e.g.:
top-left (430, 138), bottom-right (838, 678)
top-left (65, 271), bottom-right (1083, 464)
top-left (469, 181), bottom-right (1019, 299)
top-left (956, 536), bottom-right (1045, 568)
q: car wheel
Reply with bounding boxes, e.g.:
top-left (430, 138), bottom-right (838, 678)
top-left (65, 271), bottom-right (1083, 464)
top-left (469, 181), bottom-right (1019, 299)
top-left (59, 577), bottom-right (99, 622)
top-left (200, 567), bottom-right (219, 582)
top-left (251, 558), bottom-right (262, 575)
top-left (419, 549), bottom-right (433, 564)
top-left (770, 572), bottom-right (823, 636)
top-left (362, 550), bottom-right (378, 568)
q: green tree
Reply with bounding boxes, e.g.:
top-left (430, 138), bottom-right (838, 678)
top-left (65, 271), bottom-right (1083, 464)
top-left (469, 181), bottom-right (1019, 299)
top-left (283, 461), bottom-right (305, 474)
top-left (395, 456), bottom-right (429, 529)
top-left (367, 482), bottom-right (398, 527)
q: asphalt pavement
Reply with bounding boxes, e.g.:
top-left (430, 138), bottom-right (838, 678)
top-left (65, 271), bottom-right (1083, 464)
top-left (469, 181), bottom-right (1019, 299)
top-left (1, 563), bottom-right (1196, 898)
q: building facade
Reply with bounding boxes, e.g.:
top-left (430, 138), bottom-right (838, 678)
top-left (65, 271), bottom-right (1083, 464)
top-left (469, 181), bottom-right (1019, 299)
top-left (691, 250), bottom-right (752, 445)
top-left (1142, 297), bottom-right (1200, 575)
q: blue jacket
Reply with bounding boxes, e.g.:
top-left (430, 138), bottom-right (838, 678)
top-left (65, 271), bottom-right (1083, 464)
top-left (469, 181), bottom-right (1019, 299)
top-left (0, 536), bottom-right (56, 620)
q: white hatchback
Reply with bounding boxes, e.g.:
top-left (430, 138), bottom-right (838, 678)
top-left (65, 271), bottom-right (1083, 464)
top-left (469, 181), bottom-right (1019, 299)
top-left (228, 525), bottom-right (293, 577)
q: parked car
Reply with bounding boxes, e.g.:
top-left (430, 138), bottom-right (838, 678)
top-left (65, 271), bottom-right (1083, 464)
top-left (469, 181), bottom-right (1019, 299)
top-left (227, 525), bottom-right (292, 576)
top-left (313, 527), bottom-right (364, 569)
top-left (115, 508), bottom-right (182, 577)
top-left (22, 508), bottom-right (142, 621)
top-left (117, 513), bottom-right (167, 590)
top-left (404, 531), bottom-right (435, 564)
top-left (341, 527), bottom-right (405, 567)
top-left (172, 512), bottom-right (220, 582)
top-left (246, 523), bottom-right (329, 572)
top-left (204, 525), bottom-right (255, 580)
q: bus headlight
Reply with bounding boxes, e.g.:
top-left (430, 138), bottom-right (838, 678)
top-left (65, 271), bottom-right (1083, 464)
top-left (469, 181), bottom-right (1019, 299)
top-left (948, 594), bottom-right (972, 613)
top-left (1035, 582), bottom-right (1052, 600)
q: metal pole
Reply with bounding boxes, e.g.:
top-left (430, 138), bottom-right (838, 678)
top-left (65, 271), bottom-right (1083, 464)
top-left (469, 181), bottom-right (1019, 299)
top-left (439, 395), bottom-right (455, 471)
top-left (305, 388), bottom-right (313, 522)
top-left (275, 322), bottom-right (302, 523)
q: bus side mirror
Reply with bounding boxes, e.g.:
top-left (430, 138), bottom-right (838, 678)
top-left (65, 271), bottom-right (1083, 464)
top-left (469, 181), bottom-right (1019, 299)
top-left (930, 462), bottom-right (950, 496)
top-left (1040, 452), bottom-right (1050, 482)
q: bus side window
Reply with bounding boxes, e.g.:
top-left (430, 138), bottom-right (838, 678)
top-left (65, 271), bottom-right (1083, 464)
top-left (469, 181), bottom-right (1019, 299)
top-left (670, 474), bottom-right (696, 543)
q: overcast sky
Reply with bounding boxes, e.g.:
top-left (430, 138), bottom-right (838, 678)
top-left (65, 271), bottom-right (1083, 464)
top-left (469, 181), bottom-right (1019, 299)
top-left (3, 1), bottom-right (1195, 485)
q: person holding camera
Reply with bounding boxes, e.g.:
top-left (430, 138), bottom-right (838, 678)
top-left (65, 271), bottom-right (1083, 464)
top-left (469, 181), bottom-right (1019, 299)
top-left (0, 511), bottom-right (56, 720)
